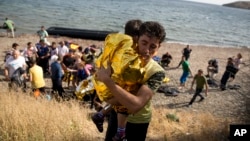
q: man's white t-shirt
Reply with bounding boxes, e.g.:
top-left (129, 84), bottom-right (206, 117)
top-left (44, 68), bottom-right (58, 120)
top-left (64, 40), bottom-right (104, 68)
top-left (58, 45), bottom-right (69, 58)
top-left (5, 56), bottom-right (26, 77)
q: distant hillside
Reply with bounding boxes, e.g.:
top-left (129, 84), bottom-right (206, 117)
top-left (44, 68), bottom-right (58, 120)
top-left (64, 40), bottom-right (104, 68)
top-left (223, 1), bottom-right (250, 10)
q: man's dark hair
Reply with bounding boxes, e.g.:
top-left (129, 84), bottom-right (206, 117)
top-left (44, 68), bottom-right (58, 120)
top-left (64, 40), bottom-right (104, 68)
top-left (125, 19), bottom-right (143, 37)
top-left (78, 46), bottom-right (83, 52)
top-left (52, 42), bottom-right (56, 46)
top-left (139, 21), bottom-right (166, 43)
top-left (12, 43), bottom-right (19, 48)
top-left (27, 42), bottom-right (32, 46)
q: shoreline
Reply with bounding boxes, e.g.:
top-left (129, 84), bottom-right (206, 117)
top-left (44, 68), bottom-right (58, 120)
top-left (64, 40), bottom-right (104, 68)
top-left (167, 40), bottom-right (250, 49)
top-left (1, 30), bottom-right (249, 49)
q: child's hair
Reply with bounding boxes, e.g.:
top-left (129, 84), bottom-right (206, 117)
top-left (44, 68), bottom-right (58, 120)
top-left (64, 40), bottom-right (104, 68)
top-left (139, 21), bottom-right (166, 43)
top-left (29, 55), bottom-right (37, 66)
top-left (125, 19), bottom-right (143, 37)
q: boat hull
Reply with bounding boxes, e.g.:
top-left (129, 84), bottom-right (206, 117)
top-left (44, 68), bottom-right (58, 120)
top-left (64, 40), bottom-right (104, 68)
top-left (47, 27), bottom-right (118, 41)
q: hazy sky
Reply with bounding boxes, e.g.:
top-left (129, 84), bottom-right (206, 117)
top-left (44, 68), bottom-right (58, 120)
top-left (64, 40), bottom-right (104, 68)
top-left (186, 0), bottom-right (250, 5)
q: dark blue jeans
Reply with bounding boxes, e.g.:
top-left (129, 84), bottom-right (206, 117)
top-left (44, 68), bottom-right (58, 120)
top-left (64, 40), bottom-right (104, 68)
top-left (105, 109), bottom-right (117, 141)
top-left (51, 78), bottom-right (65, 97)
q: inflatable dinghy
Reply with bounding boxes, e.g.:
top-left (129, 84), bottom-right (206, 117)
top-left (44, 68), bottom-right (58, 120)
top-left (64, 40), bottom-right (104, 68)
top-left (47, 27), bottom-right (118, 41)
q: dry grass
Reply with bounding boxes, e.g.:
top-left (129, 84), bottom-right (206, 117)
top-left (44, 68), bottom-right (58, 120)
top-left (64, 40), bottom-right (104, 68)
top-left (0, 92), bottom-right (231, 141)
top-left (147, 108), bottom-right (230, 141)
top-left (0, 92), bottom-right (104, 141)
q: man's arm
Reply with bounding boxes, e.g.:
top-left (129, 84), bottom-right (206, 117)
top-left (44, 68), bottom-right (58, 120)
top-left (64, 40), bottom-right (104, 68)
top-left (190, 75), bottom-right (196, 90)
top-left (204, 77), bottom-right (208, 96)
top-left (45, 31), bottom-right (49, 38)
top-left (103, 78), bottom-right (153, 114)
top-left (29, 71), bottom-right (33, 82)
top-left (188, 67), bottom-right (193, 77)
top-left (97, 64), bottom-right (165, 113)
top-left (4, 67), bottom-right (9, 80)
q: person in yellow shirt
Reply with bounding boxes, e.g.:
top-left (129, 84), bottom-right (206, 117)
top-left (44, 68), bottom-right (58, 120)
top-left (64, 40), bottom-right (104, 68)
top-left (29, 56), bottom-right (46, 97)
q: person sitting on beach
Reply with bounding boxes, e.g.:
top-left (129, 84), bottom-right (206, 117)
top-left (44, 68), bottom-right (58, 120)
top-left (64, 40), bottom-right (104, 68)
top-left (3, 18), bottom-right (15, 38)
top-left (206, 59), bottom-right (219, 80)
top-left (37, 26), bottom-right (50, 45)
top-left (188, 69), bottom-right (208, 107)
top-left (161, 51), bottom-right (172, 67)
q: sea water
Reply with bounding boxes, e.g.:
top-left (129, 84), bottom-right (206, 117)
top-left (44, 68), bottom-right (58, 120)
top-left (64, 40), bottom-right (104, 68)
top-left (0, 0), bottom-right (249, 48)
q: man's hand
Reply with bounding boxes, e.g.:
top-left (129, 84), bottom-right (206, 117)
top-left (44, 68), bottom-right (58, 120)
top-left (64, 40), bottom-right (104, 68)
top-left (96, 62), bottom-right (112, 83)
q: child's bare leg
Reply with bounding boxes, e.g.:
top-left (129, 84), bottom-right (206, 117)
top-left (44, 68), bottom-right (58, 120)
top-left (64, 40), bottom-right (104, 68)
top-left (117, 113), bottom-right (127, 128)
top-left (113, 113), bottom-right (127, 140)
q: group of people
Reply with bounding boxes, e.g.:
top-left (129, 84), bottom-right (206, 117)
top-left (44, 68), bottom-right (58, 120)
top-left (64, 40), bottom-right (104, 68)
top-left (4, 37), bottom-right (98, 99)
top-left (154, 42), bottom-right (243, 108)
top-left (3, 19), bottom-right (166, 141)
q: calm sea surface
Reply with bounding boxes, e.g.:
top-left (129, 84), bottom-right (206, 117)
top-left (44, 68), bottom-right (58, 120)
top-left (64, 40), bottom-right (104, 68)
top-left (0, 0), bottom-right (249, 48)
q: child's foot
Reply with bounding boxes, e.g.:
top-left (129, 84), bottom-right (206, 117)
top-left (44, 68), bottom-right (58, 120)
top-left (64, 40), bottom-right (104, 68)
top-left (91, 113), bottom-right (104, 132)
top-left (112, 133), bottom-right (125, 141)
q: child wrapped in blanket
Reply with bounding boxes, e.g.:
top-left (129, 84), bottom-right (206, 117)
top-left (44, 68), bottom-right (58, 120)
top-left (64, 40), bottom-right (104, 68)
top-left (92, 19), bottom-right (143, 140)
